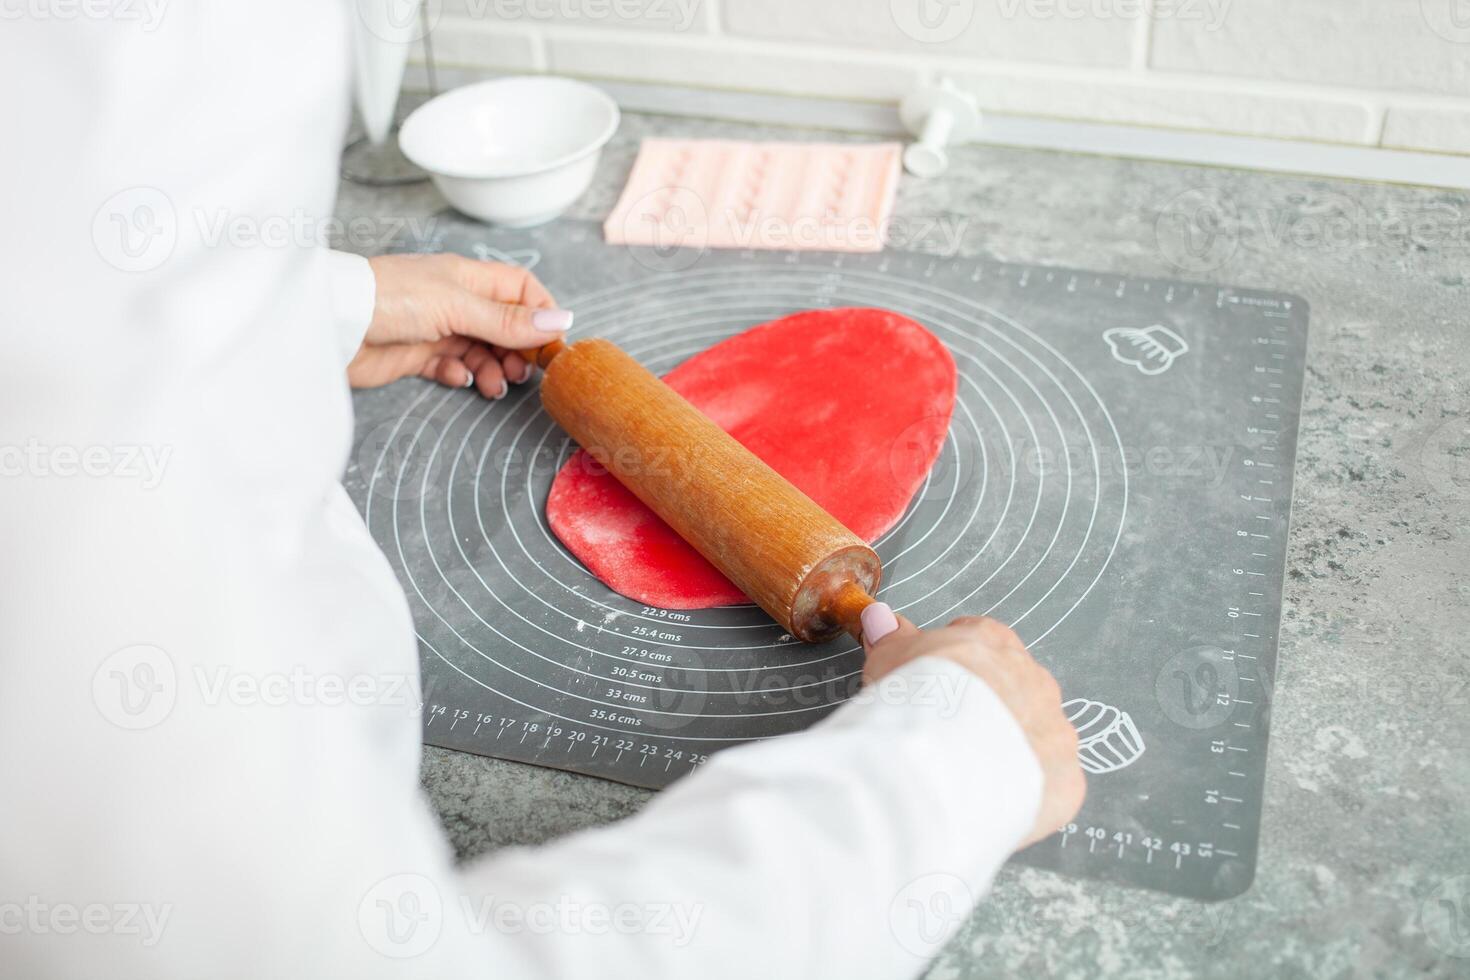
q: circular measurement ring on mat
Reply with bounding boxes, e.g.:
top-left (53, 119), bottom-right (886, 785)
top-left (364, 263), bottom-right (1128, 742)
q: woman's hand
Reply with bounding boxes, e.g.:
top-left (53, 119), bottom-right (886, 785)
top-left (348, 253), bottom-right (574, 400)
top-left (860, 606), bottom-right (1086, 848)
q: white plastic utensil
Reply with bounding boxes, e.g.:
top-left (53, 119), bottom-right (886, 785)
top-left (352, 0), bottom-right (421, 146)
top-left (344, 0), bottom-right (433, 186)
top-left (899, 79), bottom-right (983, 179)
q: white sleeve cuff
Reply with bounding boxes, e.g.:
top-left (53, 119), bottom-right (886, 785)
top-left (450, 655), bottom-right (1045, 980)
top-left (826, 654), bottom-right (1046, 854)
top-left (325, 249), bottom-right (377, 368)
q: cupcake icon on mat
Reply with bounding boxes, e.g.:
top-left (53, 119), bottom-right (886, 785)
top-left (1103, 324), bottom-right (1189, 376)
top-left (1064, 698), bottom-right (1146, 774)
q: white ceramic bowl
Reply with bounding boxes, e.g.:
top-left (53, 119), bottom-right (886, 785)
top-left (399, 76), bottom-right (620, 228)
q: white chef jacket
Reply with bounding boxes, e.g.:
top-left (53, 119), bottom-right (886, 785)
top-left (0, 5), bottom-right (1043, 979)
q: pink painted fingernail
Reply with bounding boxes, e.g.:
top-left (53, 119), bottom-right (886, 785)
top-left (861, 602), bottom-right (899, 644)
top-left (534, 309), bottom-right (574, 332)
top-left (517, 363), bottom-right (534, 383)
top-left (463, 371), bottom-right (475, 388)
top-left (494, 378), bottom-right (509, 400)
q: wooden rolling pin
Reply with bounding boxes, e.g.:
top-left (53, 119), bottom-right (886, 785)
top-left (532, 338), bottom-right (880, 643)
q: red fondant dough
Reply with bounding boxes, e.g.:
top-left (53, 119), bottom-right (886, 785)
top-left (546, 307), bottom-right (958, 609)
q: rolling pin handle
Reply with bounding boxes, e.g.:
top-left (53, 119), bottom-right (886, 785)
top-left (533, 340), bottom-right (568, 369)
top-left (825, 580), bottom-right (878, 642)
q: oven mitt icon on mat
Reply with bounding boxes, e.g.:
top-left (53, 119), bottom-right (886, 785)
top-left (1065, 698), bottom-right (1146, 774)
top-left (1103, 324), bottom-right (1189, 376)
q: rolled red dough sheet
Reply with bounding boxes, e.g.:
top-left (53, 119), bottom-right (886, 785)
top-left (546, 307), bottom-right (958, 609)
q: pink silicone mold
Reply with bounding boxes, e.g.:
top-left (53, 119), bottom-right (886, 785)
top-left (604, 139), bottom-right (903, 253)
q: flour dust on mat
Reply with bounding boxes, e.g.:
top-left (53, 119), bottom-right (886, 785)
top-left (545, 307), bottom-right (958, 608)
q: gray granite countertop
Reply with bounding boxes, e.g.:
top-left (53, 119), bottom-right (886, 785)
top-left (334, 101), bottom-right (1470, 979)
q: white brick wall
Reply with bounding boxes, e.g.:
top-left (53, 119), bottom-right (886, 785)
top-left (414, 0), bottom-right (1470, 155)
top-left (1150, 0), bottom-right (1470, 97)
top-left (723, 0), bottom-right (1136, 68)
